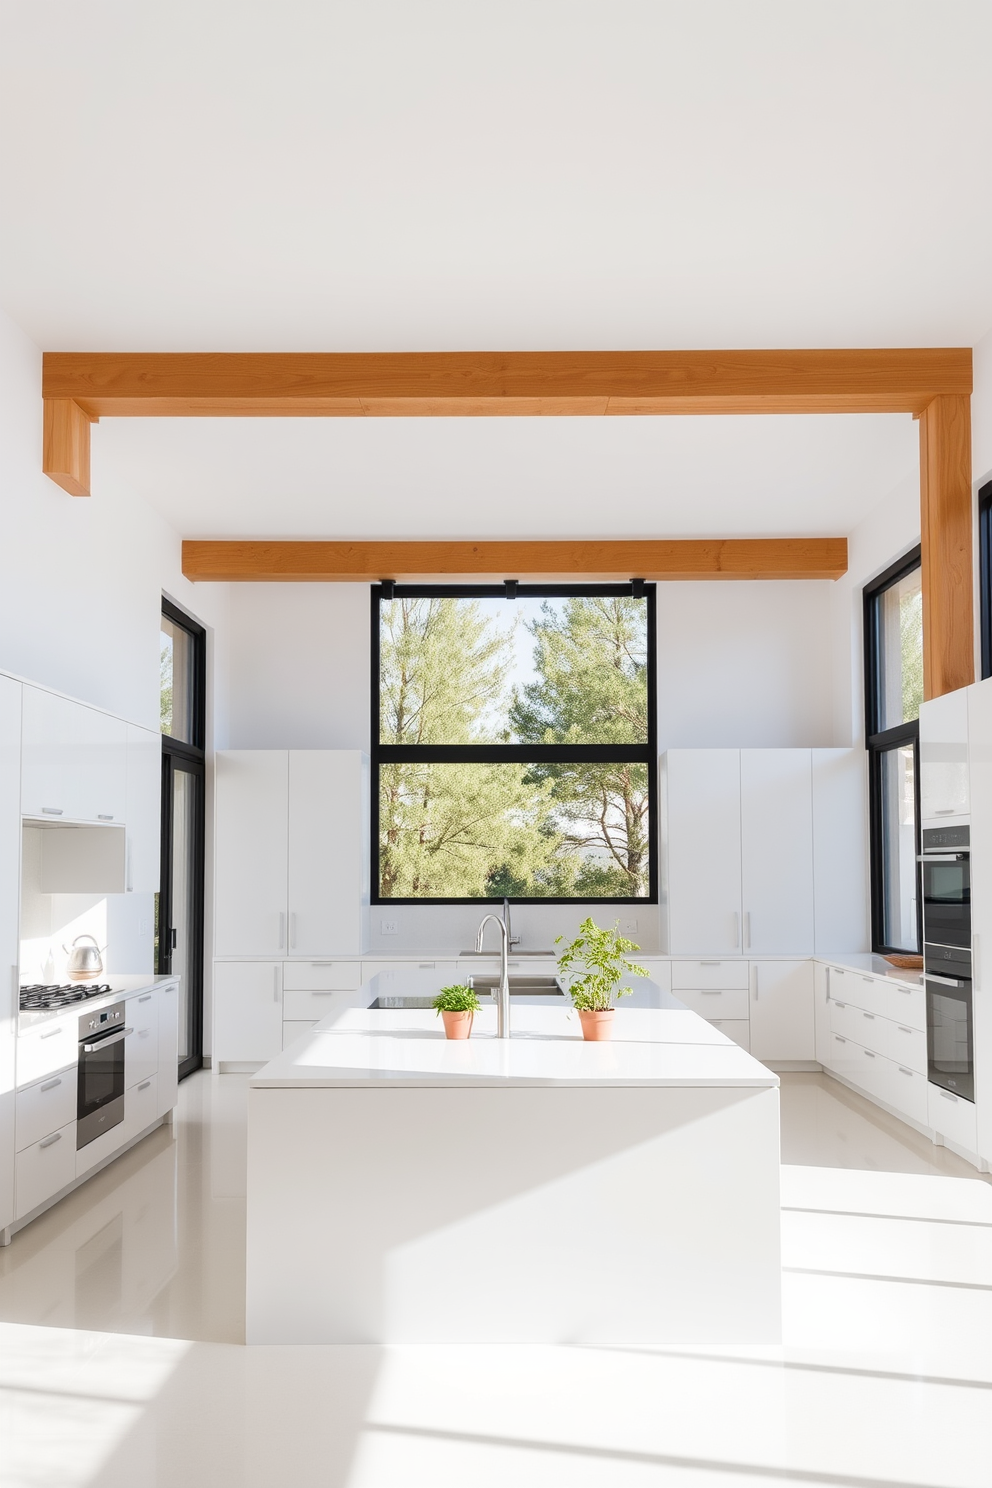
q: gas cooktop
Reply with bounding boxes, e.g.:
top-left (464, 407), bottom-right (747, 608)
top-left (20, 982), bottom-right (113, 1012)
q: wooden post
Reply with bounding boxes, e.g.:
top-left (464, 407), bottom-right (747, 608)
top-left (42, 398), bottom-right (93, 497)
top-left (919, 394), bottom-right (974, 700)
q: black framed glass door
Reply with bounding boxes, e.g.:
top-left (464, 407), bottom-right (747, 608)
top-left (158, 599), bottom-right (206, 1081)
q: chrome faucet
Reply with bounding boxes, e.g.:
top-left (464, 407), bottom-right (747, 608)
top-left (476, 912), bottom-right (510, 1038)
top-left (502, 897), bottom-right (521, 950)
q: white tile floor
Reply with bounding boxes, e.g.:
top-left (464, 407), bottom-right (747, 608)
top-left (0, 1070), bottom-right (990, 1486)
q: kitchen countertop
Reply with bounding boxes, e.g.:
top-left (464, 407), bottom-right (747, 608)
top-left (250, 973), bottom-right (780, 1090)
top-left (18, 973), bottom-right (179, 1030)
top-left (813, 952), bottom-right (924, 989)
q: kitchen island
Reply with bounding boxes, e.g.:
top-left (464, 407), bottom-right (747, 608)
top-left (246, 974), bottom-right (781, 1345)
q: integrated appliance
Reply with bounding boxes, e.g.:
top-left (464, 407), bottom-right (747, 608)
top-left (77, 1002), bottom-right (130, 1148)
top-left (20, 982), bottom-right (112, 1012)
top-left (920, 825), bottom-right (974, 1102)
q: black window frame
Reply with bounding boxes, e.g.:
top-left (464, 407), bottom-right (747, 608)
top-left (158, 598), bottom-right (206, 1081)
top-left (979, 478), bottom-right (992, 680)
top-left (371, 580), bottom-right (658, 906)
top-left (863, 546), bottom-right (923, 955)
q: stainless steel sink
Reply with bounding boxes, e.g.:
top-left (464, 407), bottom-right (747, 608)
top-left (371, 974), bottom-right (565, 1010)
top-left (457, 949), bottom-right (556, 957)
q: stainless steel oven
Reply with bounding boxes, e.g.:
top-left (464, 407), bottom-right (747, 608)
top-left (919, 825), bottom-right (970, 950)
top-left (925, 942), bottom-right (974, 1102)
top-left (77, 1002), bottom-right (130, 1149)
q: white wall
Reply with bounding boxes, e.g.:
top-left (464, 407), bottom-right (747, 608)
top-left (0, 308), bottom-right (229, 729)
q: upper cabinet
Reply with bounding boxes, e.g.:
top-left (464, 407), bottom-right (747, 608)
top-left (21, 687), bottom-right (127, 825)
top-left (920, 688), bottom-right (969, 824)
top-left (661, 748), bottom-right (867, 957)
top-left (214, 750), bottom-right (369, 959)
top-left (125, 725), bottom-right (162, 894)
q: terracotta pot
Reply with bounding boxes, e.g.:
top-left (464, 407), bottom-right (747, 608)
top-left (441, 1009), bottom-right (474, 1040)
top-left (578, 1008), bottom-right (615, 1041)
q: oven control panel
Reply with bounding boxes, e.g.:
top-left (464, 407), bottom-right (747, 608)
top-left (79, 1002), bottom-right (126, 1038)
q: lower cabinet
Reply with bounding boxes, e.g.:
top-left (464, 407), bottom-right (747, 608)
top-left (15, 1121), bottom-right (75, 1219)
top-left (126, 991), bottom-right (158, 1089)
top-left (928, 1083), bottom-right (978, 1152)
top-left (749, 961), bottom-right (815, 1061)
top-left (214, 962), bottom-right (283, 1064)
top-left (15, 1067), bottom-right (76, 1152)
top-left (156, 982), bottom-right (180, 1118)
top-left (126, 1074), bottom-right (159, 1139)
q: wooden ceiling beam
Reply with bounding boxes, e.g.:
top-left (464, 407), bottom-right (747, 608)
top-left (43, 348), bottom-right (971, 420)
top-left (920, 395), bottom-right (974, 699)
top-left (181, 537), bottom-right (849, 584)
top-left (42, 398), bottom-right (96, 497)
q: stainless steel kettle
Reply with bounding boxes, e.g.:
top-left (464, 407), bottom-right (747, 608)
top-left (63, 934), bottom-right (105, 981)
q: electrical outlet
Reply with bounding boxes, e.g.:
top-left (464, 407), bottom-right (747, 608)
top-left (139, 921), bottom-right (148, 937)
top-left (622, 918), bottom-right (638, 933)
top-left (380, 919), bottom-right (398, 935)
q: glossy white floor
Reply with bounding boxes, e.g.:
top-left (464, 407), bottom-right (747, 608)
top-left (0, 1070), bottom-right (990, 1487)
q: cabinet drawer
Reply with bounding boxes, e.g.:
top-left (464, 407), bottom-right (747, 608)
top-left (928, 1084), bottom-right (978, 1152)
top-left (125, 1074), bottom-right (159, 1139)
top-left (832, 969), bottom-right (925, 1031)
top-left (17, 1021), bottom-right (76, 1086)
top-left (15, 1120), bottom-right (76, 1219)
top-left (706, 1018), bottom-right (750, 1051)
top-left (282, 987), bottom-right (349, 1021)
top-left (674, 985), bottom-right (750, 1019)
top-left (671, 960), bottom-right (749, 991)
top-left (884, 1059), bottom-right (929, 1125)
top-left (828, 998), bottom-right (927, 1074)
top-left (457, 958), bottom-right (558, 977)
top-left (127, 1022), bottom-right (159, 1089)
top-left (282, 961), bottom-right (363, 991)
top-left (16, 1070), bottom-right (77, 1152)
top-left (363, 960), bottom-right (449, 980)
top-left (282, 1019), bottom-right (318, 1049)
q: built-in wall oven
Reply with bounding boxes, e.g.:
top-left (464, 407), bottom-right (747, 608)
top-left (77, 1002), bottom-right (130, 1148)
top-left (920, 825), bottom-right (974, 1102)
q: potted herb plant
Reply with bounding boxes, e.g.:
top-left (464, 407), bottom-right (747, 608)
top-left (555, 918), bottom-right (647, 1041)
top-left (432, 984), bottom-right (482, 1040)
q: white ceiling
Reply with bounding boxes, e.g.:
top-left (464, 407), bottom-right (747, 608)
top-left (2, 1), bottom-right (976, 537)
top-left (96, 412), bottom-right (918, 539)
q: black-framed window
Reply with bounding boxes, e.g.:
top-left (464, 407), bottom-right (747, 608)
top-left (979, 478), bottom-right (992, 680)
top-left (371, 582), bottom-right (657, 904)
top-left (864, 548), bottom-right (923, 953)
top-left (158, 599), bottom-right (206, 1080)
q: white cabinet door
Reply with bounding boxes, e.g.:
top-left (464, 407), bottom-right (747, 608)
top-left (288, 751), bottom-right (368, 956)
top-left (749, 960), bottom-right (815, 1062)
top-left (920, 688), bottom-right (969, 823)
top-left (214, 752), bottom-right (288, 956)
top-left (21, 687), bottom-right (126, 823)
top-left (213, 962), bottom-right (283, 1063)
top-left (156, 982), bottom-right (179, 1118)
top-left (0, 676), bottom-right (20, 1233)
top-left (662, 751), bottom-right (742, 954)
top-left (126, 725), bottom-right (161, 893)
top-left (967, 678), bottom-right (992, 1164)
top-left (741, 750), bottom-right (813, 955)
top-left (126, 991), bottom-right (158, 1089)
top-left (812, 749), bottom-right (869, 953)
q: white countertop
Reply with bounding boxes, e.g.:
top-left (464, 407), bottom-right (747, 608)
top-left (251, 974), bottom-right (779, 1090)
top-left (814, 952), bottom-right (923, 989)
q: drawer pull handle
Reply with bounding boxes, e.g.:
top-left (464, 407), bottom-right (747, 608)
top-left (138, 994), bottom-right (152, 1003)
top-left (39, 1077), bottom-right (62, 1092)
top-left (700, 961), bottom-right (720, 966)
top-left (862, 1012), bottom-right (875, 1020)
top-left (864, 1050), bottom-right (875, 1058)
top-left (309, 963), bottom-right (340, 967)
top-left (834, 1035), bottom-right (846, 1043)
top-left (39, 1132), bottom-right (61, 1149)
top-left (137, 1080), bottom-right (152, 1091)
top-left (40, 1027), bottom-right (63, 1039)
top-left (311, 990), bottom-right (336, 996)
top-left (97, 814), bottom-right (114, 821)
top-left (940, 1090), bottom-right (959, 1103)
top-left (899, 1026), bottom-right (913, 1034)
top-left (862, 976), bottom-right (874, 984)
top-left (834, 1001), bottom-right (846, 1009)
top-left (700, 989), bottom-right (722, 995)
top-left (139, 1029), bottom-right (151, 1038)
top-left (41, 806), bottom-right (63, 816)
top-left (898, 1067), bottom-right (913, 1076)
